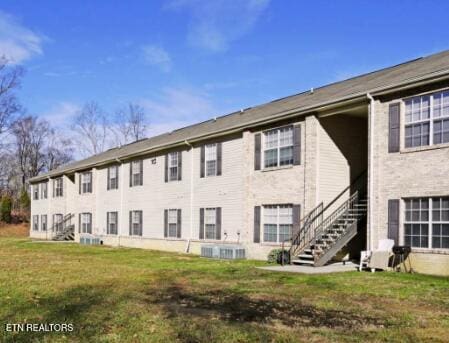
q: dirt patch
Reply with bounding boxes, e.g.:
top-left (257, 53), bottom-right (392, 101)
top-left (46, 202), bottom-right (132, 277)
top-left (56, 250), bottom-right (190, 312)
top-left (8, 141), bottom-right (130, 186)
top-left (0, 222), bottom-right (29, 237)
top-left (148, 286), bottom-right (390, 330)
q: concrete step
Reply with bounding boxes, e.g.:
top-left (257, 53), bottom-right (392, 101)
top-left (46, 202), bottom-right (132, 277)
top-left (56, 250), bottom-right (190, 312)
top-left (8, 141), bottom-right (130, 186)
top-left (292, 259), bottom-right (315, 265)
top-left (297, 254), bottom-right (314, 260)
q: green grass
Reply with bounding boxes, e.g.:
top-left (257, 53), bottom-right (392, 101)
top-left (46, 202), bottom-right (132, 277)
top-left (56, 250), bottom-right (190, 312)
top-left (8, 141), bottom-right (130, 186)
top-left (0, 237), bottom-right (448, 342)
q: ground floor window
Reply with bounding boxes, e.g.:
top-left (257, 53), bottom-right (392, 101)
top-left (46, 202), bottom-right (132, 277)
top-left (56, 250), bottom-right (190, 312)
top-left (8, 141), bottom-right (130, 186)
top-left (41, 215), bottom-right (47, 231)
top-left (32, 215), bottom-right (39, 231)
top-left (129, 210), bottom-right (142, 236)
top-left (205, 208), bottom-right (217, 239)
top-left (80, 213), bottom-right (92, 234)
top-left (404, 197), bottom-right (449, 249)
top-left (263, 204), bottom-right (293, 243)
top-left (53, 214), bottom-right (63, 232)
top-left (168, 209), bottom-right (178, 238)
top-left (107, 211), bottom-right (118, 235)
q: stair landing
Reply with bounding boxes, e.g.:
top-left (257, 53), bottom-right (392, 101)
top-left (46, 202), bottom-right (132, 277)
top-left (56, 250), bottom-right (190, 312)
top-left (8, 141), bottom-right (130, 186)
top-left (258, 262), bottom-right (359, 274)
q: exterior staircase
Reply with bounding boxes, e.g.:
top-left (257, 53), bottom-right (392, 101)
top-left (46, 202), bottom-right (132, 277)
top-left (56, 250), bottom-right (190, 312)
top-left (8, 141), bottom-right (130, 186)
top-left (289, 172), bottom-right (367, 267)
top-left (52, 213), bottom-right (75, 241)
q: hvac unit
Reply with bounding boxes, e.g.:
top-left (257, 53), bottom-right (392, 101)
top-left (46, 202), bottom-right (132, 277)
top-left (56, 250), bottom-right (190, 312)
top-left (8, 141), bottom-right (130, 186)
top-left (201, 245), bottom-right (246, 260)
top-left (80, 236), bottom-right (101, 245)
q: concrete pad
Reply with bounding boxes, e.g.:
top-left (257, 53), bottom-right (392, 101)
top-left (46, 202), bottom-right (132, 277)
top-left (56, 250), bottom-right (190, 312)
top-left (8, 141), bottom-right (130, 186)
top-left (258, 262), bottom-right (359, 274)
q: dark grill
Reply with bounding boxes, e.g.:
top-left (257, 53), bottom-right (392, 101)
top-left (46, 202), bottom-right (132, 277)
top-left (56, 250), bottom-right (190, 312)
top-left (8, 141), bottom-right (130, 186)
top-left (392, 246), bottom-right (411, 254)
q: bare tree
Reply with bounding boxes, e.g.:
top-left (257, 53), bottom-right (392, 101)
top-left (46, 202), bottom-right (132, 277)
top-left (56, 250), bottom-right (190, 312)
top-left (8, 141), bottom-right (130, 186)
top-left (113, 102), bottom-right (148, 145)
top-left (72, 101), bottom-right (109, 156)
top-left (44, 130), bottom-right (74, 171)
top-left (0, 57), bottom-right (23, 137)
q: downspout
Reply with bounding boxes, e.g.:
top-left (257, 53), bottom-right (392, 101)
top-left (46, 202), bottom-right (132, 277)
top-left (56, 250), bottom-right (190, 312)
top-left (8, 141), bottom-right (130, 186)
top-left (367, 93), bottom-right (375, 251)
top-left (184, 140), bottom-right (193, 253)
top-left (116, 158), bottom-right (123, 247)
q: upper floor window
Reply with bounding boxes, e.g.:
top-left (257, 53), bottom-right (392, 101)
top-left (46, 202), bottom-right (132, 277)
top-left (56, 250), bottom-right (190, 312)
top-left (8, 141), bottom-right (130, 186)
top-left (130, 160), bottom-right (143, 187)
top-left (107, 166), bottom-right (119, 190)
top-left (107, 211), bottom-right (118, 235)
top-left (169, 152), bottom-right (180, 181)
top-left (80, 212), bottom-right (92, 234)
top-left (404, 197), bottom-right (449, 249)
top-left (41, 182), bottom-right (47, 199)
top-left (404, 91), bottom-right (449, 148)
top-left (53, 213), bottom-right (63, 232)
top-left (129, 210), bottom-right (142, 236)
top-left (53, 178), bottom-right (63, 197)
top-left (32, 215), bottom-right (39, 231)
top-left (80, 172), bottom-right (92, 194)
top-left (33, 185), bottom-right (39, 200)
top-left (41, 215), bottom-right (47, 231)
top-left (263, 126), bottom-right (294, 168)
top-left (263, 204), bottom-right (293, 243)
top-left (205, 144), bottom-right (217, 177)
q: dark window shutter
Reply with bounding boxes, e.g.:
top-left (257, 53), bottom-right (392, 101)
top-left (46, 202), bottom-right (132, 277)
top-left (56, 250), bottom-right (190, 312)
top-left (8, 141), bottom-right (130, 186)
top-left (129, 162), bottom-right (133, 187)
top-left (79, 174), bottom-right (81, 194)
top-left (215, 207), bottom-right (222, 240)
top-left (293, 125), bottom-right (301, 165)
top-left (139, 160), bottom-right (143, 185)
top-left (78, 213), bottom-right (81, 233)
top-left (200, 146), bottom-right (205, 178)
top-left (88, 172), bottom-right (92, 193)
top-left (199, 208), bottom-right (204, 239)
top-left (107, 168), bottom-right (110, 190)
top-left (216, 143), bottom-right (222, 176)
top-left (139, 211), bottom-right (143, 236)
top-left (164, 154), bottom-right (168, 182)
top-left (254, 206), bottom-right (261, 243)
top-left (178, 152), bottom-right (182, 181)
top-left (389, 103), bottom-right (400, 153)
top-left (129, 211), bottom-right (132, 235)
top-left (116, 166), bottom-right (119, 189)
top-left (254, 133), bottom-right (261, 170)
top-left (164, 209), bottom-right (168, 238)
top-left (292, 204), bottom-right (301, 239)
top-left (107, 212), bottom-right (110, 234)
top-left (388, 199), bottom-right (400, 245)
top-left (177, 209), bottom-right (182, 238)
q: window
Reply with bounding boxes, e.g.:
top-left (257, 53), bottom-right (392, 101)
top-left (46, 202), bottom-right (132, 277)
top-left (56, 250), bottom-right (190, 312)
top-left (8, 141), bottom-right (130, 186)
top-left (263, 205), bottom-right (293, 243)
top-left (107, 211), bottom-right (118, 235)
top-left (130, 160), bottom-right (143, 187)
top-left (404, 197), bottom-right (449, 249)
top-left (205, 144), bottom-right (217, 177)
top-left (32, 215), bottom-right (39, 231)
top-left (54, 178), bottom-right (63, 197)
top-left (404, 91), bottom-right (449, 147)
top-left (53, 214), bottom-right (63, 232)
top-left (130, 210), bottom-right (142, 236)
top-left (168, 152), bottom-right (179, 181)
top-left (33, 185), bottom-right (39, 200)
top-left (80, 213), bottom-right (92, 234)
top-left (41, 182), bottom-right (47, 199)
top-left (167, 209), bottom-right (178, 237)
top-left (205, 208), bottom-right (217, 239)
top-left (263, 126), bottom-right (294, 168)
top-left (108, 166), bottom-right (119, 190)
top-left (41, 215), bottom-right (47, 231)
top-left (81, 172), bottom-right (92, 194)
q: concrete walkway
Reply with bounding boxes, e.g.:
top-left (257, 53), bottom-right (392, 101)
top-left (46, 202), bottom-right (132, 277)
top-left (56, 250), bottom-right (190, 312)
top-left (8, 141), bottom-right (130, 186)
top-left (258, 262), bottom-right (359, 274)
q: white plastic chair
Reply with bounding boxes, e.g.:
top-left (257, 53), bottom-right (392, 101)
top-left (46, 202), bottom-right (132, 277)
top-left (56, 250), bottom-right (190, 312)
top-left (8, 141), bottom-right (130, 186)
top-left (359, 239), bottom-right (394, 272)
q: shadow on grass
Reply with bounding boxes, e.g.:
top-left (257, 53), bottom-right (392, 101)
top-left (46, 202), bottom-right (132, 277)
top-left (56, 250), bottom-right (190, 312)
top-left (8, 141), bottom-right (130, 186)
top-left (147, 285), bottom-right (390, 330)
top-left (1, 285), bottom-right (116, 343)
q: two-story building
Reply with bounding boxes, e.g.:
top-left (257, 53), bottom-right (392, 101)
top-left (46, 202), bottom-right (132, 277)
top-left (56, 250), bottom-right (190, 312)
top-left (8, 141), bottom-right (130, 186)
top-left (29, 49), bottom-right (449, 275)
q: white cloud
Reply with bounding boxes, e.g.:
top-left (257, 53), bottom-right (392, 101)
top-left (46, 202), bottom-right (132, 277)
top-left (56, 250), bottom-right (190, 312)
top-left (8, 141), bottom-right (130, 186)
top-left (139, 87), bottom-right (221, 136)
top-left (166, 0), bottom-right (270, 52)
top-left (41, 101), bottom-right (81, 128)
top-left (141, 45), bottom-right (172, 72)
top-left (0, 10), bottom-right (45, 64)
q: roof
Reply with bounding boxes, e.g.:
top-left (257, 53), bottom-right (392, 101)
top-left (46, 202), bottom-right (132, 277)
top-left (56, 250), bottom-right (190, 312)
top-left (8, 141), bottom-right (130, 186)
top-left (30, 49), bottom-right (449, 183)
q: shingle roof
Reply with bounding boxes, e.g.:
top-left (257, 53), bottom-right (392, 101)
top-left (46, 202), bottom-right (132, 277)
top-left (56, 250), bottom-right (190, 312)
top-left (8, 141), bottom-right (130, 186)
top-left (30, 49), bottom-right (449, 182)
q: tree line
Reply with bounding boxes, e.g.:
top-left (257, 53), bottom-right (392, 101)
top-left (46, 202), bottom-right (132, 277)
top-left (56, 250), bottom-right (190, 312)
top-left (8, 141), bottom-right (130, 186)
top-left (0, 58), bottom-right (148, 220)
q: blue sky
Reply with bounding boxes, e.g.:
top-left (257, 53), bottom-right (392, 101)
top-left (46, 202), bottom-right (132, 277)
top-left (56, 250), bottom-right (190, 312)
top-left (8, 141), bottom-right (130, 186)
top-left (1, 0), bottom-right (449, 137)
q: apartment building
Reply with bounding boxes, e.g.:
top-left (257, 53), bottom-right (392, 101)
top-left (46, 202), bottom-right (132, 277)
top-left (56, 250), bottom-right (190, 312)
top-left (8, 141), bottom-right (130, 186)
top-left (29, 50), bottom-right (449, 275)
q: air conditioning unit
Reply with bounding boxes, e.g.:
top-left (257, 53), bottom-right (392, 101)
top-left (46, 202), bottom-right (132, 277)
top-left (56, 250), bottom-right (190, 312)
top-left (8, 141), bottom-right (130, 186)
top-left (201, 245), bottom-right (246, 260)
top-left (80, 236), bottom-right (101, 245)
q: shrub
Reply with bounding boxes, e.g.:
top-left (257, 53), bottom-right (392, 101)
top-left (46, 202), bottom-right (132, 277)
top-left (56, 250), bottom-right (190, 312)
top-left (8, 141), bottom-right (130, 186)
top-left (0, 195), bottom-right (12, 223)
top-left (267, 249), bottom-right (290, 264)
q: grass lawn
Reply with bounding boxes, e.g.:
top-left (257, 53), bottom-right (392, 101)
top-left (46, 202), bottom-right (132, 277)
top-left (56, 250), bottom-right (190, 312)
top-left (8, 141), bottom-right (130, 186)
top-left (0, 237), bottom-right (448, 342)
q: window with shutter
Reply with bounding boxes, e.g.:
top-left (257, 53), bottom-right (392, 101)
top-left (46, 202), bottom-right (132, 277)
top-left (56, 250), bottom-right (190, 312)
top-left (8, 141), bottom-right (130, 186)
top-left (108, 166), bottom-right (119, 190)
top-left (262, 126), bottom-right (294, 168)
top-left (262, 204), bottom-right (293, 243)
top-left (41, 215), bottom-right (47, 231)
top-left (107, 211), bottom-right (118, 235)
